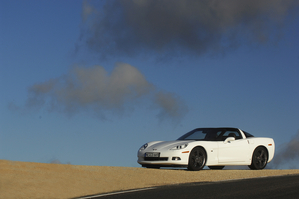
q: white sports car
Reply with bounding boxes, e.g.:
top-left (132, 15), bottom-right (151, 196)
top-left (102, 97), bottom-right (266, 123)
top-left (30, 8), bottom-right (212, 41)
top-left (137, 127), bottom-right (275, 170)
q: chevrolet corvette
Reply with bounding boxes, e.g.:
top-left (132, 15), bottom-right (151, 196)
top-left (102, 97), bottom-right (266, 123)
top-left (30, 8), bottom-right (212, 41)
top-left (137, 127), bottom-right (275, 171)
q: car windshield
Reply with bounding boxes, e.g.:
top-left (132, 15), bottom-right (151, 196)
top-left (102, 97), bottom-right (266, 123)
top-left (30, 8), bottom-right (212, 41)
top-left (177, 128), bottom-right (249, 141)
top-left (177, 128), bottom-right (222, 141)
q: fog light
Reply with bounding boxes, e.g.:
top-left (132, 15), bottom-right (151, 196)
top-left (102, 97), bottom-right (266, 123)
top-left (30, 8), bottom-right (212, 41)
top-left (172, 157), bottom-right (181, 161)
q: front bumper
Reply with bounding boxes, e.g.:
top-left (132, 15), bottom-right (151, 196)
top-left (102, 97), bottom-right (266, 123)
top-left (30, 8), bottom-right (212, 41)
top-left (137, 149), bottom-right (190, 167)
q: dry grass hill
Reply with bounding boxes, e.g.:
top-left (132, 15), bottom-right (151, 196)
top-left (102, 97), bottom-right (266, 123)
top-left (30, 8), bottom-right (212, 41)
top-left (1, 159), bottom-right (299, 199)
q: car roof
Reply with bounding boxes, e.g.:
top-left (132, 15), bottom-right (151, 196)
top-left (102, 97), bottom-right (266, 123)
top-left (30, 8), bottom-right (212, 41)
top-left (194, 127), bottom-right (240, 131)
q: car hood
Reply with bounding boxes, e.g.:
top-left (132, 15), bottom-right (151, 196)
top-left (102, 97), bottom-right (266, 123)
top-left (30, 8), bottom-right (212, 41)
top-left (147, 140), bottom-right (191, 151)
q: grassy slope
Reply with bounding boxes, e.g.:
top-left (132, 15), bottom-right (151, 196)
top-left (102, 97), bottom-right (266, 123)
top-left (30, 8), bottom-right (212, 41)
top-left (1, 160), bottom-right (299, 199)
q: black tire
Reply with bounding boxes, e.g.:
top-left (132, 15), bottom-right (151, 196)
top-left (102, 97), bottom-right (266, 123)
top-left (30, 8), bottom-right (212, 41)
top-left (188, 147), bottom-right (206, 171)
top-left (208, 166), bottom-right (225, 170)
top-left (248, 146), bottom-right (268, 170)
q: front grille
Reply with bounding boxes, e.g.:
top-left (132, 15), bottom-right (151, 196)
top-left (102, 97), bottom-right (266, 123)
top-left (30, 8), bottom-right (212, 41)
top-left (144, 157), bottom-right (168, 161)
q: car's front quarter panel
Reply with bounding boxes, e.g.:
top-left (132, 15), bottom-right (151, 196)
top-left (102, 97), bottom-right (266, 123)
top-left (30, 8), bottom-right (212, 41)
top-left (190, 141), bottom-right (219, 166)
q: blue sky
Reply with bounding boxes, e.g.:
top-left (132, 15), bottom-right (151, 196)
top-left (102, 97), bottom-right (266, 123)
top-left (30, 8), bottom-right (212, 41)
top-left (1, 0), bottom-right (299, 168)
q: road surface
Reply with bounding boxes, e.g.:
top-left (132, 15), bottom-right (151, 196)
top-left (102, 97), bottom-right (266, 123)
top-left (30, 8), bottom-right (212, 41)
top-left (75, 174), bottom-right (299, 199)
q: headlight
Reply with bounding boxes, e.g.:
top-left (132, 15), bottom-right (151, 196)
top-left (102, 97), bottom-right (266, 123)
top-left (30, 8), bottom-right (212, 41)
top-left (139, 143), bottom-right (148, 150)
top-left (170, 144), bottom-right (188, 150)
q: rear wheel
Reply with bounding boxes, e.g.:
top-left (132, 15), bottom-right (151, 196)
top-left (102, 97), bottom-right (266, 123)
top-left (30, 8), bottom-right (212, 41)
top-left (208, 166), bottom-right (225, 170)
top-left (249, 147), bottom-right (268, 170)
top-left (188, 147), bottom-right (206, 171)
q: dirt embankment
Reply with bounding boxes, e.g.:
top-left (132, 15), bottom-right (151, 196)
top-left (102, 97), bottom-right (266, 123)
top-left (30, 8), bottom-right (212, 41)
top-left (1, 160), bottom-right (299, 199)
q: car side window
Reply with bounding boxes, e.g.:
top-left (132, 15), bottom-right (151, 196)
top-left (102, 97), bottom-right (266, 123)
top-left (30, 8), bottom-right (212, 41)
top-left (204, 130), bottom-right (222, 141)
top-left (223, 131), bottom-right (242, 140)
top-left (214, 131), bottom-right (223, 141)
top-left (213, 131), bottom-right (226, 141)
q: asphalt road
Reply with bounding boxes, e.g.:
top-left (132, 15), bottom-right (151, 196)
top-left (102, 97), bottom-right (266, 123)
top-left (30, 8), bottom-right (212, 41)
top-left (75, 174), bottom-right (299, 199)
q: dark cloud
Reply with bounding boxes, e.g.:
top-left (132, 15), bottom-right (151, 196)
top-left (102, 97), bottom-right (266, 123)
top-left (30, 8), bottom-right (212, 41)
top-left (78, 0), bottom-right (299, 59)
top-left (23, 63), bottom-right (188, 122)
top-left (154, 91), bottom-right (188, 123)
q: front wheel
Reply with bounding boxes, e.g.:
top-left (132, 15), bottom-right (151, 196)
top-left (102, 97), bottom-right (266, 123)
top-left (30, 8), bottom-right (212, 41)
top-left (188, 147), bottom-right (206, 171)
top-left (248, 147), bottom-right (268, 170)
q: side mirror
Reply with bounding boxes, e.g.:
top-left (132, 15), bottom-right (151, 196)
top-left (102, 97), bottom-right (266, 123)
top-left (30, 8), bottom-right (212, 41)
top-left (224, 137), bottom-right (235, 144)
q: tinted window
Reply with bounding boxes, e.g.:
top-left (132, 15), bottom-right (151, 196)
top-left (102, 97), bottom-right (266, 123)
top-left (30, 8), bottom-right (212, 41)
top-left (177, 129), bottom-right (222, 141)
top-left (178, 130), bottom-right (206, 140)
top-left (224, 131), bottom-right (241, 140)
top-left (243, 131), bottom-right (254, 137)
top-left (213, 130), bottom-right (242, 141)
